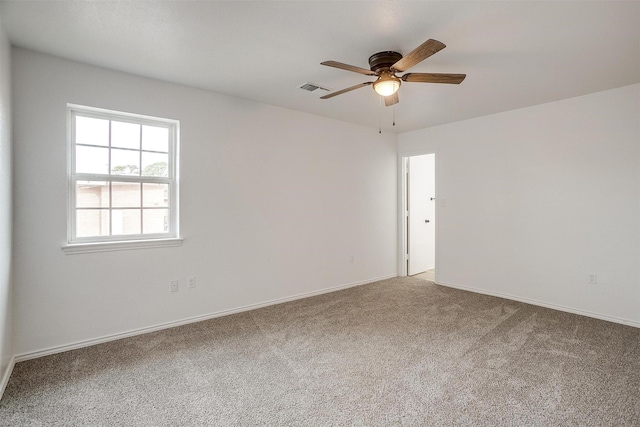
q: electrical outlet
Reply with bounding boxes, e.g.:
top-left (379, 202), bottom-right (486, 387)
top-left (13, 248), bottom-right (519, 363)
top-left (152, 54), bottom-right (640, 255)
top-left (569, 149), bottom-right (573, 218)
top-left (170, 280), bottom-right (179, 292)
top-left (588, 273), bottom-right (597, 284)
top-left (188, 276), bottom-right (196, 288)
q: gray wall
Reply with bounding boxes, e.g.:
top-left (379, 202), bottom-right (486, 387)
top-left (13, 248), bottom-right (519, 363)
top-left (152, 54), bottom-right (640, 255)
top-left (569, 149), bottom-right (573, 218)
top-left (0, 6), bottom-right (14, 391)
top-left (399, 84), bottom-right (640, 326)
top-left (12, 48), bottom-right (398, 357)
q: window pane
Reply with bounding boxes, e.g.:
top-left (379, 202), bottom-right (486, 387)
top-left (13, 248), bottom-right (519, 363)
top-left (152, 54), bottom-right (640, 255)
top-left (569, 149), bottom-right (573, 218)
top-left (112, 182), bottom-right (141, 208)
top-left (143, 209), bottom-right (168, 234)
top-left (143, 183), bottom-right (169, 207)
top-left (76, 145), bottom-right (109, 174)
top-left (142, 125), bottom-right (169, 152)
top-left (76, 181), bottom-right (109, 208)
top-left (77, 209), bottom-right (110, 237)
top-left (112, 209), bottom-right (141, 235)
top-left (70, 107), bottom-right (177, 244)
top-left (112, 121), bottom-right (140, 150)
top-left (76, 116), bottom-right (109, 147)
top-left (111, 149), bottom-right (140, 175)
top-left (141, 152), bottom-right (168, 177)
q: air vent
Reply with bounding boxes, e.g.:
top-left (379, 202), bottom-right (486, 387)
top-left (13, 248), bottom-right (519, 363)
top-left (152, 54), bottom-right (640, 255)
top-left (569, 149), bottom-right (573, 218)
top-left (298, 82), bottom-right (330, 94)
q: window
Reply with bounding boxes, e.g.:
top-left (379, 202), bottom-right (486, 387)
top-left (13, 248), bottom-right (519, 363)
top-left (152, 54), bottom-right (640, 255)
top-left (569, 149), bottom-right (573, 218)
top-left (66, 105), bottom-right (180, 250)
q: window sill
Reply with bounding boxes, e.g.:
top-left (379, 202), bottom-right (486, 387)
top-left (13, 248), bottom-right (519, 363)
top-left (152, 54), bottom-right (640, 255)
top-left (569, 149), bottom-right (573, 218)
top-left (62, 238), bottom-right (183, 255)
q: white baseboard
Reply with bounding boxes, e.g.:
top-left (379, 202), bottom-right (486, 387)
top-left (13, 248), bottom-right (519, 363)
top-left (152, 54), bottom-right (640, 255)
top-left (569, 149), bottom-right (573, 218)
top-left (0, 356), bottom-right (15, 401)
top-left (436, 280), bottom-right (640, 329)
top-left (15, 274), bottom-right (397, 362)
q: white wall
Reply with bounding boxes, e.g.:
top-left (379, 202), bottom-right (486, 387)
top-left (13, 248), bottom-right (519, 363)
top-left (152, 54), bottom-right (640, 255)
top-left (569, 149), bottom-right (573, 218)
top-left (12, 48), bottom-right (397, 357)
top-left (0, 6), bottom-right (14, 390)
top-left (399, 84), bottom-right (640, 326)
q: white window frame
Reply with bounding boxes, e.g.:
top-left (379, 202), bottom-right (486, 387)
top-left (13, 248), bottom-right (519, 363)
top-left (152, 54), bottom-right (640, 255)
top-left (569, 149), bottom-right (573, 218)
top-left (64, 104), bottom-right (181, 254)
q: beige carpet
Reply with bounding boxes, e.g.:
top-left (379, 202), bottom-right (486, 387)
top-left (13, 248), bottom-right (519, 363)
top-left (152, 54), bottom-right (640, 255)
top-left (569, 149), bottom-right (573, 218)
top-left (1, 277), bottom-right (639, 426)
top-left (413, 269), bottom-right (435, 282)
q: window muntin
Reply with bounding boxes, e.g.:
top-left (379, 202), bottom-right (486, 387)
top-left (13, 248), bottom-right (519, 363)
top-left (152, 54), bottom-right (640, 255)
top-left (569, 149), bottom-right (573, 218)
top-left (68, 105), bottom-right (179, 244)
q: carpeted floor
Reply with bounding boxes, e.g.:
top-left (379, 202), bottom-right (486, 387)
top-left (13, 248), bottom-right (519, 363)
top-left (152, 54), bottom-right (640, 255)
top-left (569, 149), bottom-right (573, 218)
top-left (1, 277), bottom-right (639, 426)
top-left (412, 269), bottom-right (435, 282)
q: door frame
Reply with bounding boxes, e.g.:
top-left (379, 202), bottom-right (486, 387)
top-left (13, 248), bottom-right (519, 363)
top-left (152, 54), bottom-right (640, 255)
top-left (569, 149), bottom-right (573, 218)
top-left (398, 148), bottom-right (439, 280)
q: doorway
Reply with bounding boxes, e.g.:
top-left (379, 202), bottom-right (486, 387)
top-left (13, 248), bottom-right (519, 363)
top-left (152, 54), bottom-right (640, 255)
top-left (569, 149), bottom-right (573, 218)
top-left (402, 153), bottom-right (436, 280)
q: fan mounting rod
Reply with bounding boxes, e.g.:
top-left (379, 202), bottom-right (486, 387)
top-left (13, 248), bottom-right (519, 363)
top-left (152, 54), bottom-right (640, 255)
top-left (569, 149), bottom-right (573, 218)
top-left (368, 51), bottom-right (403, 72)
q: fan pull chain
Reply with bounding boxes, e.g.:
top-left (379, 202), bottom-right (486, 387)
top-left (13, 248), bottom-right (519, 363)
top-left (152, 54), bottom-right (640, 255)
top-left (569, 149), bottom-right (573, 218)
top-left (378, 96), bottom-right (382, 134)
top-left (393, 106), bottom-right (396, 127)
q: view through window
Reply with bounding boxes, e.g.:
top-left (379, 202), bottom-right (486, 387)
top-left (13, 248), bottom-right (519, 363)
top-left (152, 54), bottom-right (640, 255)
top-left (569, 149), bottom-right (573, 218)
top-left (68, 105), bottom-right (179, 244)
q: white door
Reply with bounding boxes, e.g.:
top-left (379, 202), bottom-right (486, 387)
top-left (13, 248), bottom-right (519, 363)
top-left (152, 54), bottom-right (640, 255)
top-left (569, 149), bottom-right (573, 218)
top-left (408, 154), bottom-right (435, 275)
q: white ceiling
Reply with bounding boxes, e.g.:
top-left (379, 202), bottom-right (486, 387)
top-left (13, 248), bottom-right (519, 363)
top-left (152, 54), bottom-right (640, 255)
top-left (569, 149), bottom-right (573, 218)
top-left (2, 1), bottom-right (639, 133)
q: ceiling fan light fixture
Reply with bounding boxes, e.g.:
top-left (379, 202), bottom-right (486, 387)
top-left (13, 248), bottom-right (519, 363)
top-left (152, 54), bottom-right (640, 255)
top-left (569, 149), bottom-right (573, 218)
top-left (373, 76), bottom-right (401, 96)
top-left (320, 39), bottom-right (465, 103)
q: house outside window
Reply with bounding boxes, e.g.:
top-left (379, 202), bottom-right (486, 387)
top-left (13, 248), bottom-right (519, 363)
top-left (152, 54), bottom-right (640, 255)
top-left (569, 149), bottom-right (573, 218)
top-left (67, 105), bottom-right (179, 249)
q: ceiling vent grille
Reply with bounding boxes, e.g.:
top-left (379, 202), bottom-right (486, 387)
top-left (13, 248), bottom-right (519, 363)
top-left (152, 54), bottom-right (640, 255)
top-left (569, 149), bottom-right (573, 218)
top-left (298, 82), bottom-right (330, 94)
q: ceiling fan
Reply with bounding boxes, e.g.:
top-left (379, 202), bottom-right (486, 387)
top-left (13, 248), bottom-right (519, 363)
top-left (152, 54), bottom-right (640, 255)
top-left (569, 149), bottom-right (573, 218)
top-left (320, 39), bottom-right (466, 106)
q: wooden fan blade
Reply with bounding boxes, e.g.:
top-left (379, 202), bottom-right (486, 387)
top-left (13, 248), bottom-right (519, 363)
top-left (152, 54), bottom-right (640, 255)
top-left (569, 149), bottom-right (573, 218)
top-left (391, 39), bottom-right (446, 72)
top-left (320, 82), bottom-right (373, 99)
top-left (321, 61), bottom-right (376, 76)
top-left (402, 73), bottom-right (466, 84)
top-left (384, 92), bottom-right (399, 106)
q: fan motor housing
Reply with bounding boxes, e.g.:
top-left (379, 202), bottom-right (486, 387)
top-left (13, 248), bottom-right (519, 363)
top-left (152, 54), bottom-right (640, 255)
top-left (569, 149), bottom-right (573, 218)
top-left (368, 51), bottom-right (403, 72)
